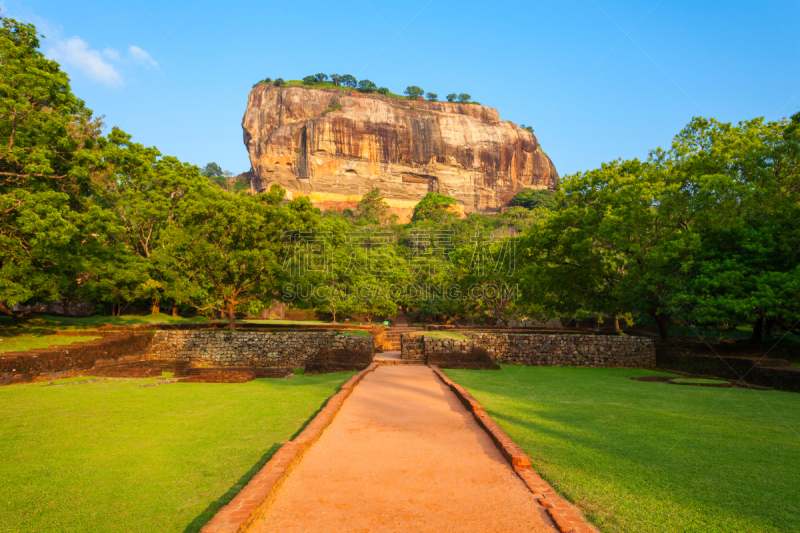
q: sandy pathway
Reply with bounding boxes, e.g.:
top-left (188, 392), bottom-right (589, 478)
top-left (254, 365), bottom-right (553, 533)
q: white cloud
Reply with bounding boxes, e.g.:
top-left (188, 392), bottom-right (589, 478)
top-left (47, 36), bottom-right (123, 86)
top-left (128, 45), bottom-right (158, 69)
top-left (103, 47), bottom-right (120, 61)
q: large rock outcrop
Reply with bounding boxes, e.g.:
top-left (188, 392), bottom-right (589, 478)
top-left (242, 85), bottom-right (557, 219)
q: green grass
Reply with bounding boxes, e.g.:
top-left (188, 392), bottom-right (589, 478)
top-left (34, 312), bottom-right (212, 327)
top-left (0, 372), bottom-right (354, 532)
top-left (0, 333), bottom-right (100, 353)
top-left (240, 319), bottom-right (328, 325)
top-left (335, 329), bottom-right (372, 338)
top-left (443, 366), bottom-right (800, 533)
top-left (423, 331), bottom-right (469, 341)
top-left (671, 378), bottom-right (730, 385)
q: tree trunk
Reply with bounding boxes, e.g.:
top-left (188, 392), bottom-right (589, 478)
top-left (751, 316), bottom-right (763, 344)
top-left (764, 317), bottom-right (775, 338)
top-left (172, 304), bottom-right (178, 317)
top-left (228, 301), bottom-right (236, 331)
top-left (652, 312), bottom-right (670, 341)
top-left (151, 300), bottom-right (160, 314)
top-left (614, 313), bottom-right (620, 331)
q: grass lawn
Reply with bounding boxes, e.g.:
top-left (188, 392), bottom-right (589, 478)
top-left (0, 372), bottom-right (354, 533)
top-left (443, 366), bottom-right (800, 533)
top-left (0, 333), bottom-right (100, 353)
top-left (240, 319), bottom-right (329, 325)
top-left (670, 378), bottom-right (730, 385)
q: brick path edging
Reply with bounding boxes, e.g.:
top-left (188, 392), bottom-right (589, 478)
top-left (429, 365), bottom-right (597, 533)
top-left (199, 363), bottom-right (379, 533)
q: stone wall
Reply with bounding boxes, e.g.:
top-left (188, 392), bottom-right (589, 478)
top-left (400, 333), bottom-right (425, 361)
top-left (400, 332), bottom-right (655, 368)
top-left (468, 333), bottom-right (655, 367)
top-left (149, 330), bottom-right (374, 369)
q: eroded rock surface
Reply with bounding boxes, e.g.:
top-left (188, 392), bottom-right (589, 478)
top-left (243, 85), bottom-right (558, 218)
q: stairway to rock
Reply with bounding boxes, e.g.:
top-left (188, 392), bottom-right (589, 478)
top-left (383, 327), bottom-right (423, 351)
top-left (389, 313), bottom-right (410, 327)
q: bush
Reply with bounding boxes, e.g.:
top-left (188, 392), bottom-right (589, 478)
top-left (509, 188), bottom-right (555, 210)
top-left (411, 192), bottom-right (457, 222)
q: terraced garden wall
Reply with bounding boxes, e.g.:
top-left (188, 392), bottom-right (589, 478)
top-left (0, 332), bottom-right (155, 385)
top-left (401, 332), bottom-right (655, 368)
top-left (149, 330), bottom-right (374, 369)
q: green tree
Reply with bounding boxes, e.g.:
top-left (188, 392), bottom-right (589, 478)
top-left (446, 93), bottom-right (457, 102)
top-left (357, 79), bottom-right (377, 93)
top-left (667, 115), bottom-right (800, 340)
top-left (355, 188), bottom-right (390, 223)
top-left (330, 74), bottom-right (341, 86)
top-left (376, 87), bottom-right (389, 95)
top-left (457, 93), bottom-right (471, 103)
top-left (0, 16), bottom-right (106, 316)
top-left (426, 92), bottom-right (438, 101)
top-left (0, 17), bottom-right (105, 197)
top-left (340, 74), bottom-right (357, 88)
top-left (0, 190), bottom-right (80, 316)
top-left (517, 158), bottom-right (700, 340)
top-left (163, 185), bottom-right (316, 330)
top-left (100, 128), bottom-right (211, 313)
top-left (509, 188), bottom-right (555, 210)
top-left (404, 86), bottom-right (424, 99)
top-left (274, 78), bottom-right (285, 86)
top-left (411, 193), bottom-right (457, 223)
top-left (302, 75), bottom-right (316, 85)
top-left (314, 73), bottom-right (328, 82)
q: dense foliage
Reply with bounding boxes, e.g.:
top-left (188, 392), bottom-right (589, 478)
top-left (2, 17), bottom-right (798, 339)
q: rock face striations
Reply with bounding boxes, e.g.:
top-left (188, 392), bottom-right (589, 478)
top-left (242, 85), bottom-right (558, 219)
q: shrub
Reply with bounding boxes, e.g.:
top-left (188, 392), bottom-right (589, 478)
top-left (426, 92), bottom-right (438, 101)
top-left (411, 192), bottom-right (457, 222)
top-left (509, 188), bottom-right (555, 210)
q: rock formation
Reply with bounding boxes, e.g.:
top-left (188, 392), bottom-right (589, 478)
top-left (242, 84), bottom-right (558, 220)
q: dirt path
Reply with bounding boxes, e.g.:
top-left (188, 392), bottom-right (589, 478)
top-left (254, 365), bottom-right (554, 533)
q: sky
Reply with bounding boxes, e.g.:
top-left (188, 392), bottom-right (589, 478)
top-left (5, 0), bottom-right (800, 177)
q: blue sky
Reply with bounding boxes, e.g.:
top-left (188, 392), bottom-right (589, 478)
top-left (6, 0), bottom-right (800, 177)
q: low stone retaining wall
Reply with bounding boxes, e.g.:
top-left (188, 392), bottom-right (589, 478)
top-left (467, 333), bottom-right (655, 368)
top-left (149, 330), bottom-right (374, 369)
top-left (0, 333), bottom-right (155, 385)
top-left (401, 332), bottom-right (655, 368)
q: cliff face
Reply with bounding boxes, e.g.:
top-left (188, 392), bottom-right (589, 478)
top-left (242, 85), bottom-right (558, 218)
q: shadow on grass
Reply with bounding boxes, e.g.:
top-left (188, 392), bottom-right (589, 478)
top-left (182, 442), bottom-right (282, 533)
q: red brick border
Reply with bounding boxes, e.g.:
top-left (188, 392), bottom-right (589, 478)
top-left (429, 365), bottom-right (597, 533)
top-left (200, 363), bottom-right (379, 533)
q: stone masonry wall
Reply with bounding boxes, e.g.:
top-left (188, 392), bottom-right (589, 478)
top-left (400, 332), bottom-right (655, 368)
top-left (149, 330), bottom-right (374, 369)
top-left (467, 333), bottom-right (655, 368)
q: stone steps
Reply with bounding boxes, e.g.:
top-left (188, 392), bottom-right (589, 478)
top-left (376, 359), bottom-right (425, 366)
